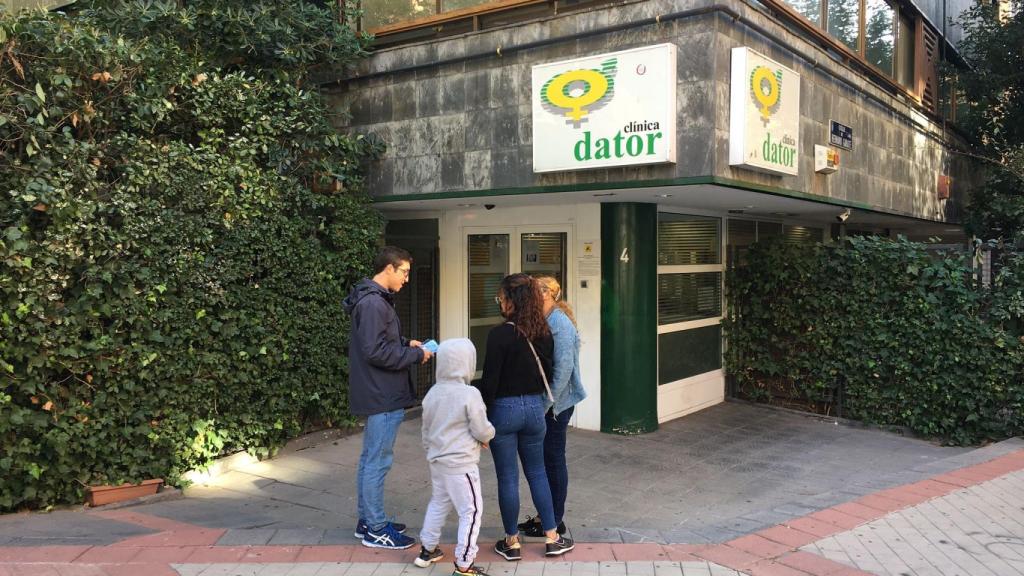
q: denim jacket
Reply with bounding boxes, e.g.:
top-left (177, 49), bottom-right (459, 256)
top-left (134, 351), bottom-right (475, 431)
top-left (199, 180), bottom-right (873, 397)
top-left (545, 308), bottom-right (587, 415)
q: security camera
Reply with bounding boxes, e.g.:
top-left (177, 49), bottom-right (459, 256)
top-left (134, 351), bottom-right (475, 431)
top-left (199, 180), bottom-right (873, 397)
top-left (484, 204), bottom-right (496, 210)
top-left (836, 208), bottom-right (851, 223)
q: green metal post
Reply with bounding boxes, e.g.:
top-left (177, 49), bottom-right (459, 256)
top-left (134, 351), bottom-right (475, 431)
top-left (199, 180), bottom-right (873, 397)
top-left (600, 203), bottom-right (658, 434)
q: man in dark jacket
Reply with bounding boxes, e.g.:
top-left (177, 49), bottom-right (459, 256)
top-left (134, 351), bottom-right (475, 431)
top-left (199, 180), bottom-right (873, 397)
top-left (342, 246), bottom-right (432, 550)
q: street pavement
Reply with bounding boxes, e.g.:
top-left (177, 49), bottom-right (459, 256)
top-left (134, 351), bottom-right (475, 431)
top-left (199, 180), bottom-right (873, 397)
top-left (1, 401), bottom-right (1023, 575)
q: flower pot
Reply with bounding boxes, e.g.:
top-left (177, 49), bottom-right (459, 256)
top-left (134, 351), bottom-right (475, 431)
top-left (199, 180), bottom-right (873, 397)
top-left (85, 478), bottom-right (163, 507)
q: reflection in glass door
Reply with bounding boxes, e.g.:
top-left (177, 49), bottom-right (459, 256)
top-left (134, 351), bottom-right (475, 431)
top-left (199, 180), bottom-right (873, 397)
top-left (468, 234), bottom-right (509, 373)
top-left (521, 233), bottom-right (566, 285)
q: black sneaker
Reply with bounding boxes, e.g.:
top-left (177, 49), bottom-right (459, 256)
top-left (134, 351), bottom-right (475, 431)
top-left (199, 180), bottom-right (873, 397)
top-left (517, 516), bottom-right (567, 537)
top-left (494, 538), bottom-right (521, 561)
top-left (545, 535), bottom-right (575, 556)
top-left (413, 545), bottom-right (444, 567)
top-left (453, 564), bottom-right (491, 576)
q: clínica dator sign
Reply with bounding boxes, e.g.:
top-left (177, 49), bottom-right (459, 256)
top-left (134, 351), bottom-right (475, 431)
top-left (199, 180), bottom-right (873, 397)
top-left (531, 44), bottom-right (677, 173)
top-left (729, 47), bottom-right (801, 176)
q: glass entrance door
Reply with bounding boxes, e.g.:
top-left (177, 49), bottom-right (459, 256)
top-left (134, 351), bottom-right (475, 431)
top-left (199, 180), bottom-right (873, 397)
top-left (466, 229), bottom-right (569, 375)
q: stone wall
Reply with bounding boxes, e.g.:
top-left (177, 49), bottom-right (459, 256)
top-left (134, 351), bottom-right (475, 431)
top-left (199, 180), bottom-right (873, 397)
top-left (328, 0), bottom-right (977, 222)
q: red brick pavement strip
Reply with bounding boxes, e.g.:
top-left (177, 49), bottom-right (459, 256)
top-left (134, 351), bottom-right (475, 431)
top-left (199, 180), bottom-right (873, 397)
top-left (728, 535), bottom-right (794, 559)
top-left (294, 545), bottom-right (354, 563)
top-left (900, 478), bottom-right (960, 499)
top-left (0, 546), bottom-right (90, 563)
top-left (662, 544), bottom-right (710, 562)
top-left (804, 509), bottom-right (863, 531)
top-left (828, 502), bottom-right (878, 521)
top-left (757, 525), bottom-right (819, 549)
top-left (782, 517), bottom-right (845, 540)
top-left (851, 493), bottom-right (907, 514)
top-left (73, 547), bottom-right (143, 564)
top-left (609, 543), bottom-right (672, 561)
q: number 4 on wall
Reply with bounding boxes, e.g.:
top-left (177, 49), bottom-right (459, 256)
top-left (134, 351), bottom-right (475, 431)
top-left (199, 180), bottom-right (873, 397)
top-left (620, 248), bottom-right (630, 263)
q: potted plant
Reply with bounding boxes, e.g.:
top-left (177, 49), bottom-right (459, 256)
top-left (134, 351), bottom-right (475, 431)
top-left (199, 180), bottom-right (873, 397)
top-left (85, 478), bottom-right (164, 507)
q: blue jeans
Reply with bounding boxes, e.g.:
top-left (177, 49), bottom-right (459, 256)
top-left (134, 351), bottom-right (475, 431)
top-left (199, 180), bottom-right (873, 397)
top-left (544, 406), bottom-right (574, 525)
top-left (489, 394), bottom-right (556, 536)
top-left (357, 408), bottom-right (404, 531)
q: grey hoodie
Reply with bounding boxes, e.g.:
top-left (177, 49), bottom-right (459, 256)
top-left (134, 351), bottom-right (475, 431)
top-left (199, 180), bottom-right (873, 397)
top-left (421, 339), bottom-right (496, 474)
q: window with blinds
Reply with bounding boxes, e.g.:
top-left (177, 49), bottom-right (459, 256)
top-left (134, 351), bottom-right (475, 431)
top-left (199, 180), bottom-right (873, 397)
top-left (783, 225), bottom-right (824, 244)
top-left (657, 213), bottom-right (721, 265)
top-left (658, 273), bottom-right (723, 325)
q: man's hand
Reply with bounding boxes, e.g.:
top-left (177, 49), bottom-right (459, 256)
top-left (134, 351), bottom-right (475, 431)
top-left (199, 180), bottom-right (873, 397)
top-left (481, 442), bottom-right (489, 449)
top-left (409, 340), bottom-right (432, 363)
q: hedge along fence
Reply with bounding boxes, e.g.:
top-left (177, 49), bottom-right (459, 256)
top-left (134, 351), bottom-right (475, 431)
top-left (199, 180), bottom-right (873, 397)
top-left (0, 2), bottom-right (383, 511)
top-left (723, 236), bottom-right (1024, 446)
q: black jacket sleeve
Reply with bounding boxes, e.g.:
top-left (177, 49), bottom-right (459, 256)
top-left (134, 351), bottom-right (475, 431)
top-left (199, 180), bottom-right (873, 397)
top-left (358, 297), bottom-right (423, 370)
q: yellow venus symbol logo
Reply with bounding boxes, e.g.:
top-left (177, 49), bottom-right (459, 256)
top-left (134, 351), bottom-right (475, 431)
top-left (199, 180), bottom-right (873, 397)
top-left (541, 58), bottom-right (617, 128)
top-left (749, 65), bottom-right (782, 124)
top-left (545, 69), bottom-right (609, 122)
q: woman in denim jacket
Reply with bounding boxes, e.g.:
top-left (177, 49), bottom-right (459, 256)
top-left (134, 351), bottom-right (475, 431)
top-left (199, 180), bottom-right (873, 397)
top-left (517, 275), bottom-right (587, 538)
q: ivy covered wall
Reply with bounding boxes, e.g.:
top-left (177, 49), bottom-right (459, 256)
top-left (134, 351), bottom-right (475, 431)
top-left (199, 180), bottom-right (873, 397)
top-left (0, 1), bottom-right (382, 511)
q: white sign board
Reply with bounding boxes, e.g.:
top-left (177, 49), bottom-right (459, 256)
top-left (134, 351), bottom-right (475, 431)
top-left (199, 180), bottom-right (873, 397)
top-left (532, 44), bottom-right (677, 173)
top-left (729, 47), bottom-right (800, 176)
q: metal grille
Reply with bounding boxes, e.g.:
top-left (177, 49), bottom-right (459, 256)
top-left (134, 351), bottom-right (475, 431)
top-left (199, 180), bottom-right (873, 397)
top-left (385, 219), bottom-right (439, 402)
top-left (727, 220), bottom-right (757, 268)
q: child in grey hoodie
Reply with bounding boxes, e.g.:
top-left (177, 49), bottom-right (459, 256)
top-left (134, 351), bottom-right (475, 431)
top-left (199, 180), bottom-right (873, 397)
top-left (414, 338), bottom-right (496, 576)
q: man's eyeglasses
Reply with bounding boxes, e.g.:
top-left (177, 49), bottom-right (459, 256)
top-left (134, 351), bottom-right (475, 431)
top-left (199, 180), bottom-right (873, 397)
top-left (396, 266), bottom-right (411, 277)
top-left (493, 295), bottom-right (502, 305)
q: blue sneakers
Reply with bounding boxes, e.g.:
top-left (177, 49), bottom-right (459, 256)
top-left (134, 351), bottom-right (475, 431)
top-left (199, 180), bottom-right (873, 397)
top-left (355, 518), bottom-right (407, 539)
top-left (361, 522), bottom-right (415, 549)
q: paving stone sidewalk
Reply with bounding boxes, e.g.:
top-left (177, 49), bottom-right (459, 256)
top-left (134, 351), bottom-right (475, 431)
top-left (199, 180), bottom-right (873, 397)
top-left (63, 402), bottom-right (1011, 547)
top-left (804, 469), bottom-right (1024, 575)
top-left (2, 402), bottom-right (1024, 576)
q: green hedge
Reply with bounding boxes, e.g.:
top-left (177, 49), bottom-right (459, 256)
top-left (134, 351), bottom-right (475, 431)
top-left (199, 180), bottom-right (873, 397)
top-left (724, 236), bottom-right (1024, 445)
top-left (0, 2), bottom-right (382, 511)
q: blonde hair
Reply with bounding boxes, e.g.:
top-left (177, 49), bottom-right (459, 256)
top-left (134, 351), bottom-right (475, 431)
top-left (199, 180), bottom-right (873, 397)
top-left (535, 275), bottom-right (576, 327)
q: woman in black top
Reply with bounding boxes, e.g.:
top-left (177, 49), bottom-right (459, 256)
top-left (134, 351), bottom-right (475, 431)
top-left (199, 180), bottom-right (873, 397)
top-left (479, 273), bottom-right (574, 561)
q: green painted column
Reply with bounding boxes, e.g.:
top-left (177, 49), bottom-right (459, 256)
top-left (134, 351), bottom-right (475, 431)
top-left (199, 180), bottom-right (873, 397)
top-left (600, 203), bottom-right (657, 434)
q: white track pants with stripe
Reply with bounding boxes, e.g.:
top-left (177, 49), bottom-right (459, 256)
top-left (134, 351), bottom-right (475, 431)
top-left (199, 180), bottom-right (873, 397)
top-left (419, 466), bottom-right (483, 568)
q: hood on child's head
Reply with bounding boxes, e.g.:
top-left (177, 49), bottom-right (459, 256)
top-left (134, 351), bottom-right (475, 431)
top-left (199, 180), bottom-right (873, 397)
top-left (435, 338), bottom-right (476, 385)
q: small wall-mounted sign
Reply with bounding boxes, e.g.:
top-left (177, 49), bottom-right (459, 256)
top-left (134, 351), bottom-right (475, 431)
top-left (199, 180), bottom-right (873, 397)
top-left (937, 174), bottom-right (952, 199)
top-left (814, 145), bottom-right (840, 174)
top-left (829, 120), bottom-right (853, 150)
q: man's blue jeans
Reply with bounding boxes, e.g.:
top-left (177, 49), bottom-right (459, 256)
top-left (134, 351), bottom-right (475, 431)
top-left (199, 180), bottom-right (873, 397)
top-left (489, 394), bottom-right (556, 536)
top-left (357, 408), bottom-right (404, 531)
top-left (544, 406), bottom-right (574, 525)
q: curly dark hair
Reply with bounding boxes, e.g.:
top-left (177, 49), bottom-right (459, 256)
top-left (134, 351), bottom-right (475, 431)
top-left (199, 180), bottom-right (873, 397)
top-left (498, 273), bottom-right (551, 341)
